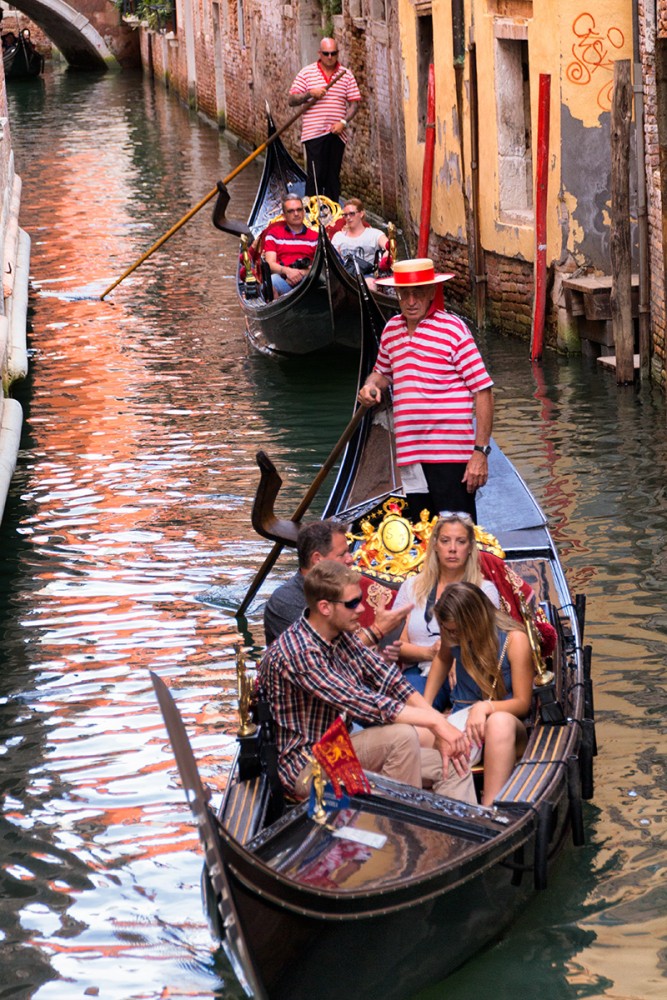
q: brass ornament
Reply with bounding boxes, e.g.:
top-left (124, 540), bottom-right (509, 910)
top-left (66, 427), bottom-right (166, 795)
top-left (518, 594), bottom-right (555, 687)
top-left (240, 234), bottom-right (258, 290)
top-left (310, 759), bottom-right (327, 824)
top-left (235, 643), bottom-right (257, 737)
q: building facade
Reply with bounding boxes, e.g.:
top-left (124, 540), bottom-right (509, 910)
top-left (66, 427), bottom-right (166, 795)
top-left (131, 0), bottom-right (666, 388)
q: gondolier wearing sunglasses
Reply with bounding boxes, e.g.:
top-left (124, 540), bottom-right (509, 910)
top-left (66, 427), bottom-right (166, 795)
top-left (287, 38), bottom-right (361, 204)
top-left (258, 560), bottom-right (477, 804)
top-left (358, 258), bottom-right (494, 523)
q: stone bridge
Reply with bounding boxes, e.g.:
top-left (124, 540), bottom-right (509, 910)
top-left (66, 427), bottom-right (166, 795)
top-left (4, 0), bottom-right (139, 69)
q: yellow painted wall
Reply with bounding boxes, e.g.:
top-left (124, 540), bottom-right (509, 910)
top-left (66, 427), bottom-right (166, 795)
top-left (397, 1), bottom-right (468, 245)
top-left (398, 0), bottom-right (633, 266)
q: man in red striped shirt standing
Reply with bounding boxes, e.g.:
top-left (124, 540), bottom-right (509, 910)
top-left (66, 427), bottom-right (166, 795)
top-left (287, 38), bottom-right (361, 204)
top-left (358, 259), bottom-right (494, 524)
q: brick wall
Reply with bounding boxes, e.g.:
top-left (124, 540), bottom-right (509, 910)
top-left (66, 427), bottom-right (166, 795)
top-left (134, 0), bottom-right (664, 369)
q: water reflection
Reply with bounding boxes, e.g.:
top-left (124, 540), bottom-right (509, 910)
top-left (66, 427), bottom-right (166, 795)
top-left (1, 64), bottom-right (665, 1000)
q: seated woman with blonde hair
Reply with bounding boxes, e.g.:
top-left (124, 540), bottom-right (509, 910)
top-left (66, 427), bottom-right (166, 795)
top-left (392, 512), bottom-right (499, 695)
top-left (424, 581), bottom-right (535, 806)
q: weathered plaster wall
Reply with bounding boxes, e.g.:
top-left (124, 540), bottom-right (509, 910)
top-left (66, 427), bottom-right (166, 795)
top-left (132, 0), bottom-right (664, 373)
top-left (560, 107), bottom-right (638, 271)
top-left (558, 3), bottom-right (635, 271)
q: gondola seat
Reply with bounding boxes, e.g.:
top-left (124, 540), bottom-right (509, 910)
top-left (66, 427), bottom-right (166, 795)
top-left (221, 774), bottom-right (270, 845)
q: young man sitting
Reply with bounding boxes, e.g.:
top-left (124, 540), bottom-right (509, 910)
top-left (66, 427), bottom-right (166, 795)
top-left (257, 560), bottom-right (476, 803)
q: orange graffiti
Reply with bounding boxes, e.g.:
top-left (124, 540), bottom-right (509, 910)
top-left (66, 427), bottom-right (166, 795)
top-left (566, 12), bottom-right (625, 111)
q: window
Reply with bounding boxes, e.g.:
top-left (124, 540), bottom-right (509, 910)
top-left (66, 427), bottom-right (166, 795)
top-left (495, 37), bottom-right (533, 218)
top-left (238, 0), bottom-right (246, 48)
top-left (370, 0), bottom-right (387, 21)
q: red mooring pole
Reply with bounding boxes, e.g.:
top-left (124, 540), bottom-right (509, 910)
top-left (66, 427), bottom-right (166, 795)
top-left (417, 64), bottom-right (436, 258)
top-left (530, 74), bottom-right (551, 361)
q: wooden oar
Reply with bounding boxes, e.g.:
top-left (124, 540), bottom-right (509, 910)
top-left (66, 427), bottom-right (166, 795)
top-left (100, 71), bottom-right (346, 300)
top-left (237, 405), bottom-right (366, 617)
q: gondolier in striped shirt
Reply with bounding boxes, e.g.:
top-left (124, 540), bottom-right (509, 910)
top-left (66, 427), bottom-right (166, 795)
top-left (358, 258), bottom-right (494, 523)
top-left (287, 38), bottom-right (361, 203)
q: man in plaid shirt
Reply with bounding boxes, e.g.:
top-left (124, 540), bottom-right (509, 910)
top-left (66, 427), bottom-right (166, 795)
top-left (258, 561), bottom-right (476, 803)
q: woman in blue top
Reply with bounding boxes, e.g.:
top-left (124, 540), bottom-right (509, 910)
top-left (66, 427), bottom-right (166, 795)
top-left (424, 581), bottom-right (534, 806)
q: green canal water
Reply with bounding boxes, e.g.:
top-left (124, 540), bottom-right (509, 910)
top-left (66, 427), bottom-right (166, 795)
top-left (0, 67), bottom-right (664, 1000)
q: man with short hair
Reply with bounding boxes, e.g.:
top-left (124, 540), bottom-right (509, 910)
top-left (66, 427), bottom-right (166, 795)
top-left (358, 258), bottom-right (494, 523)
top-left (288, 38), bottom-right (361, 203)
top-left (263, 518), bottom-right (409, 647)
top-left (258, 560), bottom-right (476, 803)
top-left (263, 194), bottom-right (319, 297)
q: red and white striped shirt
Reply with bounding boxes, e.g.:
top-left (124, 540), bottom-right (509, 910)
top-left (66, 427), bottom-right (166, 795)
top-left (263, 221), bottom-right (318, 266)
top-left (289, 61), bottom-right (361, 144)
top-left (374, 309), bottom-right (494, 466)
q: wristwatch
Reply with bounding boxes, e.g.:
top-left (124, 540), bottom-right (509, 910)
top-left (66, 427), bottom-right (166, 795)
top-left (473, 444), bottom-right (492, 456)
top-left (340, 118), bottom-right (348, 127)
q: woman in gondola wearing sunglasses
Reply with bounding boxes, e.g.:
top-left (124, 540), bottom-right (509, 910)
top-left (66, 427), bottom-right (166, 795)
top-left (391, 512), bottom-right (500, 695)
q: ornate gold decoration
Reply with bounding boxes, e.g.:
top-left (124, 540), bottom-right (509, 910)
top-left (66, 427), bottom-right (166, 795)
top-left (349, 496), bottom-right (504, 580)
top-left (240, 234), bottom-right (258, 289)
top-left (306, 195), bottom-right (342, 229)
top-left (235, 643), bottom-right (257, 737)
top-left (518, 594), bottom-right (555, 687)
top-left (365, 581), bottom-right (394, 613)
top-left (386, 221), bottom-right (397, 268)
top-left (310, 759), bottom-right (327, 824)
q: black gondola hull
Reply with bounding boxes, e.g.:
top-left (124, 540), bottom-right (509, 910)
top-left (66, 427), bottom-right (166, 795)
top-left (153, 272), bottom-right (594, 998)
top-left (233, 121), bottom-right (397, 358)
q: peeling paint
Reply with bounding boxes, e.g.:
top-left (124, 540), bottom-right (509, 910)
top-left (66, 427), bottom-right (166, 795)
top-left (561, 104), bottom-right (638, 270)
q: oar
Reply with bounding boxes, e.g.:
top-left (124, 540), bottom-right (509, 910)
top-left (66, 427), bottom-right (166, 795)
top-left (237, 405), bottom-right (366, 617)
top-left (100, 71), bottom-right (346, 301)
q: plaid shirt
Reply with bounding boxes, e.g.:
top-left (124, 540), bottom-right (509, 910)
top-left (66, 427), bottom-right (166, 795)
top-left (257, 615), bottom-right (415, 793)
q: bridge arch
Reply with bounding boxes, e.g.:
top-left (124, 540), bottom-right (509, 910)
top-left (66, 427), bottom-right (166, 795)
top-left (3, 0), bottom-right (140, 70)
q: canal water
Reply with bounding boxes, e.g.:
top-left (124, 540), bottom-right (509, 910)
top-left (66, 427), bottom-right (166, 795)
top-left (1, 68), bottom-right (664, 1000)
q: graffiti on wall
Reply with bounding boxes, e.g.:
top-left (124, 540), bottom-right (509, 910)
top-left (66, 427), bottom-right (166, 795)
top-left (566, 13), bottom-right (625, 111)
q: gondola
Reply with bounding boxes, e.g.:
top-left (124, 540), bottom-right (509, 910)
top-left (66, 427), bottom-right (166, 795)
top-left (2, 29), bottom-right (44, 80)
top-left (152, 280), bottom-right (596, 999)
top-left (212, 119), bottom-right (398, 358)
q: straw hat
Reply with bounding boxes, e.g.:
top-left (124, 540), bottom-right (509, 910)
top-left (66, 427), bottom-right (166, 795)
top-left (375, 258), bottom-right (454, 287)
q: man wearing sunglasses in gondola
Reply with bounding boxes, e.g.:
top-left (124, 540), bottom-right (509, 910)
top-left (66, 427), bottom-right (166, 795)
top-left (258, 560), bottom-right (476, 804)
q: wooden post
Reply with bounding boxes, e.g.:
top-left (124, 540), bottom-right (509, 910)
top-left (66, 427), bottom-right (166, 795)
top-left (632, 0), bottom-right (651, 377)
top-left (530, 74), bottom-right (550, 361)
top-left (610, 60), bottom-right (635, 384)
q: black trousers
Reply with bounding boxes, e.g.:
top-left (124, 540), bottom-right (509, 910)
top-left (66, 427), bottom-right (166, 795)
top-left (404, 462), bottom-right (478, 524)
top-left (304, 133), bottom-right (346, 203)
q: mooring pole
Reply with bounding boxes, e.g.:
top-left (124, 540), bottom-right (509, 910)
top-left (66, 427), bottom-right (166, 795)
top-left (530, 74), bottom-right (550, 362)
top-left (610, 60), bottom-right (635, 385)
top-left (417, 64), bottom-right (436, 258)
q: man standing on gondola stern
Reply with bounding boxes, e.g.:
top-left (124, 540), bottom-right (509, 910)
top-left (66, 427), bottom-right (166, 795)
top-left (288, 37), bottom-right (361, 204)
top-left (358, 258), bottom-right (494, 524)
